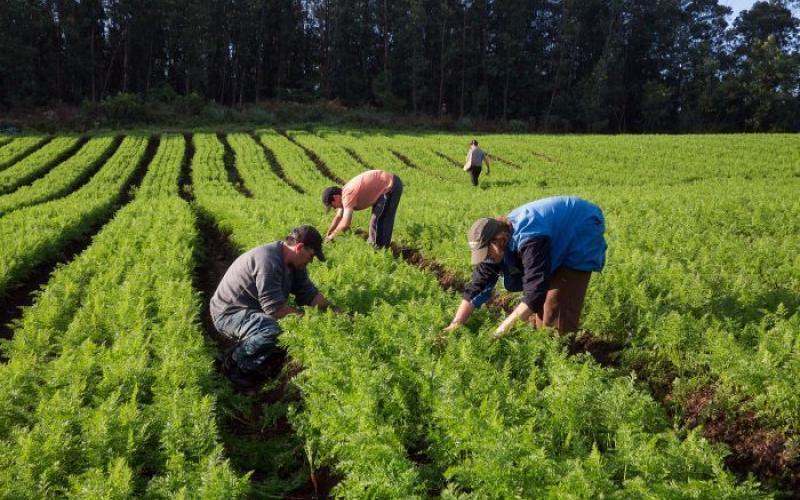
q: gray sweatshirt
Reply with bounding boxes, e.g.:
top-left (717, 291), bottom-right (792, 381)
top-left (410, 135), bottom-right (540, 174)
top-left (210, 241), bottom-right (318, 320)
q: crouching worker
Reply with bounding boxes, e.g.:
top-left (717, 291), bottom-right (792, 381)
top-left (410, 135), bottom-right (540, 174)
top-left (210, 225), bottom-right (335, 387)
top-left (444, 196), bottom-right (607, 338)
top-left (321, 169), bottom-right (403, 248)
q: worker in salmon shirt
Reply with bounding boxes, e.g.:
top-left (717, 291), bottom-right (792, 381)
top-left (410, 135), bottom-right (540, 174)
top-left (321, 169), bottom-right (403, 248)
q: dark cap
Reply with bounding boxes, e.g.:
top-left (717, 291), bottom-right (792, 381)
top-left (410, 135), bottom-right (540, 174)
top-left (288, 225), bottom-right (326, 262)
top-left (321, 186), bottom-right (342, 212)
top-left (467, 218), bottom-right (503, 265)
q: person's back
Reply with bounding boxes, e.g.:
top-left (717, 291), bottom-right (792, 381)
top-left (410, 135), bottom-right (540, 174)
top-left (211, 242), bottom-right (316, 321)
top-left (322, 169), bottom-right (403, 248)
top-left (507, 196), bottom-right (605, 273)
top-left (469, 147), bottom-right (486, 166)
top-left (341, 169), bottom-right (395, 210)
top-left (464, 140), bottom-right (490, 186)
top-left (444, 196), bottom-right (607, 337)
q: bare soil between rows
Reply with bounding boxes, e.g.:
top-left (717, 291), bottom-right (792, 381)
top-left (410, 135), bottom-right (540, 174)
top-left (189, 138), bottom-right (337, 497)
top-left (252, 132), bottom-right (306, 194)
top-left (681, 387), bottom-right (799, 495)
top-left (279, 130), bottom-right (345, 185)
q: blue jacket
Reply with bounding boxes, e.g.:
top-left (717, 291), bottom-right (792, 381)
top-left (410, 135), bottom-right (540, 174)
top-left (507, 196), bottom-right (606, 274)
top-left (465, 196), bottom-right (606, 309)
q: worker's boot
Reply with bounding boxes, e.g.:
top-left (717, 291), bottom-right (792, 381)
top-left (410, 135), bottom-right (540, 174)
top-left (223, 348), bottom-right (260, 389)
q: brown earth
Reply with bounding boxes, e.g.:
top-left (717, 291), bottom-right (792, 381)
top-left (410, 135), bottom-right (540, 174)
top-left (682, 387), bottom-right (799, 495)
top-left (216, 133), bottom-right (254, 197)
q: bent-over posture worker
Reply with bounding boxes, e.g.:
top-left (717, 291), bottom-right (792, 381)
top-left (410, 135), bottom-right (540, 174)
top-left (464, 139), bottom-right (490, 187)
top-left (321, 169), bottom-right (403, 248)
top-left (210, 225), bottom-right (334, 387)
top-left (445, 196), bottom-right (607, 337)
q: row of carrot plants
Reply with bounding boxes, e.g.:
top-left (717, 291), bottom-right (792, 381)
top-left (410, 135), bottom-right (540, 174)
top-left (0, 136), bottom-right (119, 216)
top-left (0, 136), bottom-right (82, 195)
top-left (410, 132), bottom-right (800, 188)
top-left (0, 136), bottom-right (144, 298)
top-left (0, 136), bottom-right (50, 170)
top-left (0, 134), bottom-right (246, 497)
top-left (192, 132), bottom-right (768, 497)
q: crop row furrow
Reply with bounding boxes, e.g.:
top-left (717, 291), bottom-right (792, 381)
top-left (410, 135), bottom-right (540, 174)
top-left (257, 129), bottom-right (331, 194)
top-left (0, 136), bottom-right (52, 171)
top-left (279, 129), bottom-right (345, 184)
top-left (251, 132), bottom-right (305, 194)
top-left (0, 136), bottom-right (150, 299)
top-left (224, 133), bottom-right (302, 199)
top-left (285, 130), bottom-right (366, 180)
top-left (190, 133), bottom-right (318, 496)
top-left (216, 133), bottom-right (253, 198)
top-left (0, 134), bottom-right (245, 497)
top-left (0, 136), bottom-right (122, 216)
top-left (0, 136), bottom-right (86, 195)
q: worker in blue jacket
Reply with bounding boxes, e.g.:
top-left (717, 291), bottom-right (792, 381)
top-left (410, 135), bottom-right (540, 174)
top-left (445, 196), bottom-right (607, 337)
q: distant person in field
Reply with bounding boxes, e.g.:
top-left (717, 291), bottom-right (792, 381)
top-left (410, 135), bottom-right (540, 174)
top-left (444, 196), bottom-right (607, 337)
top-left (321, 169), bottom-right (403, 248)
top-left (463, 139), bottom-right (490, 187)
top-left (210, 225), bottom-right (336, 388)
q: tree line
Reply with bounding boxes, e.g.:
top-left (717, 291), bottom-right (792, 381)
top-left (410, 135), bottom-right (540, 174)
top-left (1, 0), bottom-right (799, 132)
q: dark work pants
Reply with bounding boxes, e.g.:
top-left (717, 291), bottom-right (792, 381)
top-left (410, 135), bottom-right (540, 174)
top-left (468, 165), bottom-right (482, 186)
top-left (369, 175), bottom-right (403, 248)
top-left (503, 266), bottom-right (592, 334)
top-left (533, 267), bottom-right (591, 333)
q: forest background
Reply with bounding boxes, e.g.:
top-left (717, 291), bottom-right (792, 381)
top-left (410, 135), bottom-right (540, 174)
top-left (1, 0), bottom-right (799, 132)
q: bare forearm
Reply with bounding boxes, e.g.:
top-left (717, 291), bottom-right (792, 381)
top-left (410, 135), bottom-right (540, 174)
top-left (449, 300), bottom-right (474, 326)
top-left (326, 215), bottom-right (342, 237)
top-left (495, 302), bottom-right (532, 335)
top-left (328, 220), bottom-right (351, 239)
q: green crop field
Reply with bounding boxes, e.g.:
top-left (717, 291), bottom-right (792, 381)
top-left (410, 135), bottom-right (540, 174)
top-left (0, 130), bottom-right (797, 498)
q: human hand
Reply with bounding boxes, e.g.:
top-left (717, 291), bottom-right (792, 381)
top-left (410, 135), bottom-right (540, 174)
top-left (434, 332), bottom-right (450, 348)
top-left (492, 316), bottom-right (515, 339)
top-left (443, 321), bottom-right (462, 333)
top-left (492, 327), bottom-right (511, 341)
